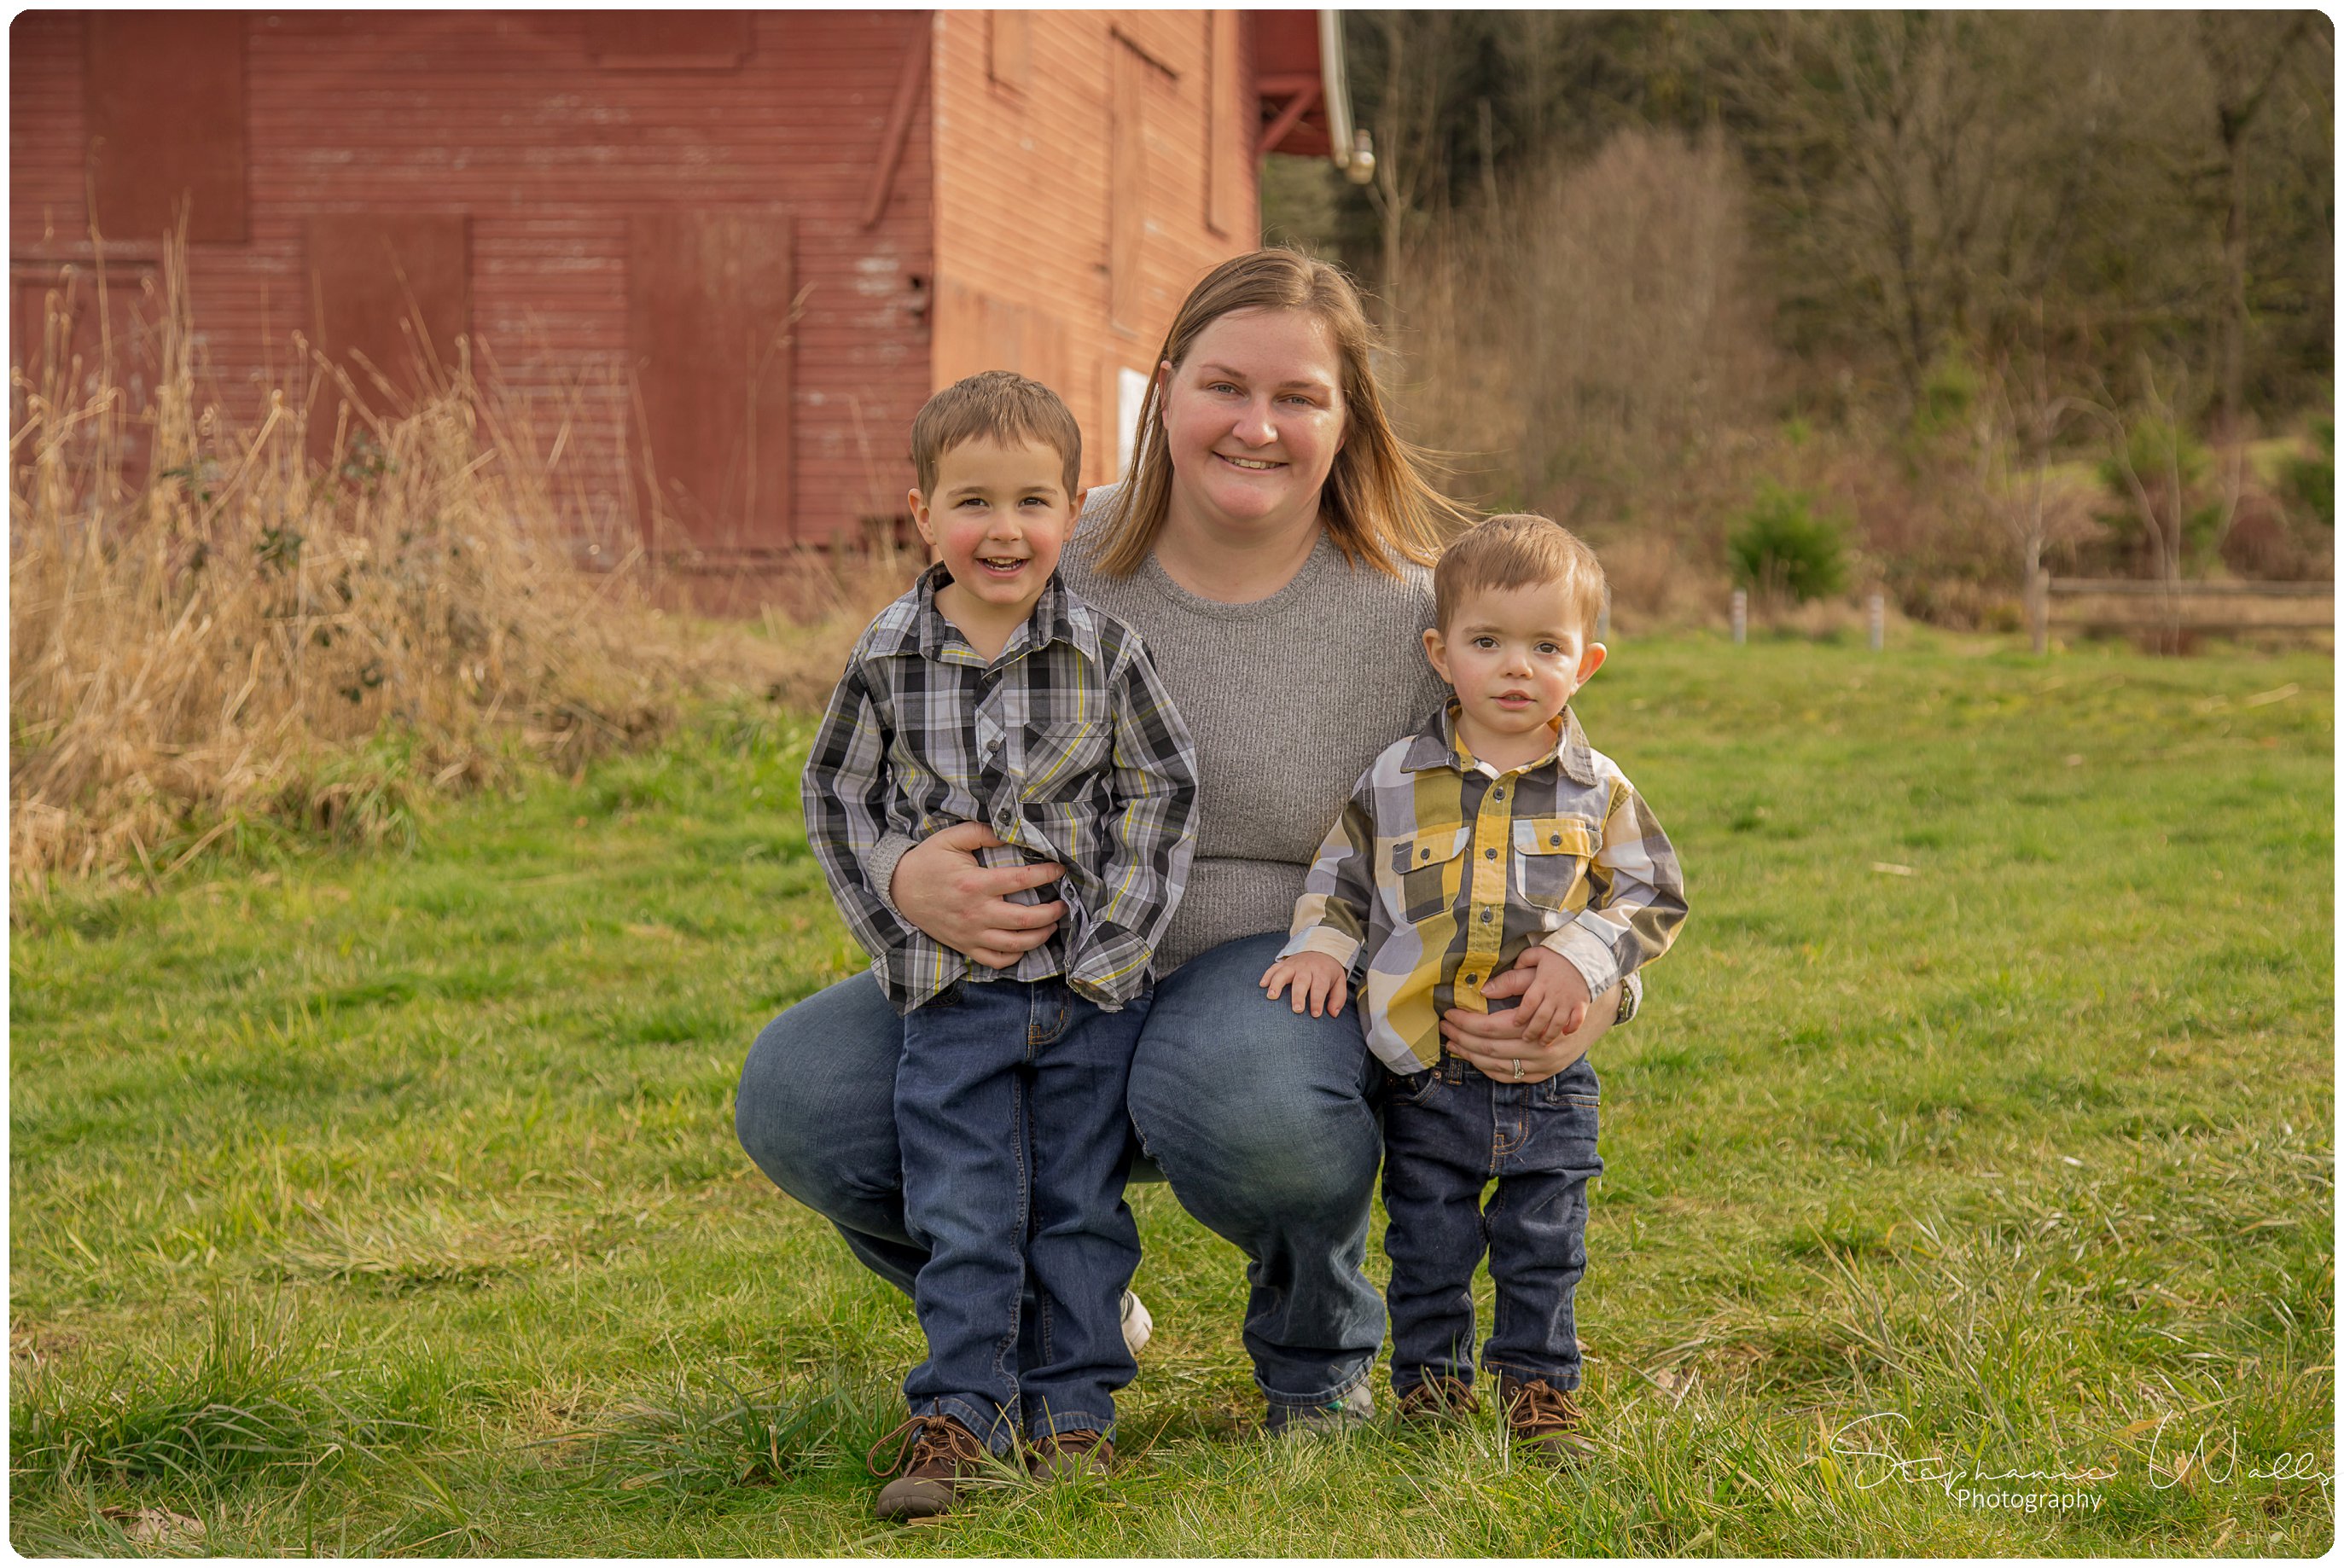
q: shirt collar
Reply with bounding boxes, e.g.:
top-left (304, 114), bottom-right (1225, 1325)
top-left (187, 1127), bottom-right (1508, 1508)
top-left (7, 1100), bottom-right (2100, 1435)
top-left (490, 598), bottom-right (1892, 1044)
top-left (878, 560), bottom-right (1093, 665)
top-left (1399, 700), bottom-right (1600, 787)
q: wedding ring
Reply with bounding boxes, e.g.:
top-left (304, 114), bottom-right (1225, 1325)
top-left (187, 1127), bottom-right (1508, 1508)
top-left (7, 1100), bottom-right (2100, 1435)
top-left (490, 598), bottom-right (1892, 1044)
top-left (1512, 1058), bottom-right (1524, 1081)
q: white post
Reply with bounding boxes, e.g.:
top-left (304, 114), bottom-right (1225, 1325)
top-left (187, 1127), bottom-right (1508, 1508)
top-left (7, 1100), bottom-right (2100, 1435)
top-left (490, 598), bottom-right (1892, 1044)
top-left (1730, 588), bottom-right (1747, 646)
top-left (1868, 592), bottom-right (1884, 653)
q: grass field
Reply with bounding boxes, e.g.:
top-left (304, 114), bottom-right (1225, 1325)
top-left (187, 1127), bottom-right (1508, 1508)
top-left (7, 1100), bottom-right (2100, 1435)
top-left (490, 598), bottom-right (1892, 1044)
top-left (10, 632), bottom-right (2333, 1555)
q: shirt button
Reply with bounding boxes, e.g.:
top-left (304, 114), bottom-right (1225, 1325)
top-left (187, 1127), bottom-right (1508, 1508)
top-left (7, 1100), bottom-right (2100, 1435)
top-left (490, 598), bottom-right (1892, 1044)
top-left (1480, 909), bottom-right (1492, 923)
top-left (1463, 973), bottom-right (1479, 985)
top-left (1550, 835), bottom-right (1562, 846)
top-left (1485, 848), bottom-right (1498, 859)
top-left (1493, 787), bottom-right (1504, 800)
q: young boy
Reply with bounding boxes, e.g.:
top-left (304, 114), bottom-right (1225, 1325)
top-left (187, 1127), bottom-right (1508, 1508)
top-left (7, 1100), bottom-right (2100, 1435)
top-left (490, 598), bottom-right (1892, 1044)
top-left (803, 370), bottom-right (1199, 1520)
top-left (1260, 514), bottom-right (1687, 1456)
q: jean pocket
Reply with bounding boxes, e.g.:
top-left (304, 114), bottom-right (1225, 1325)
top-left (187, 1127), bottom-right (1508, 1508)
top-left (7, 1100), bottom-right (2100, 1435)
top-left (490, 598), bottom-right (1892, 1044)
top-left (1386, 1065), bottom-right (1442, 1106)
top-left (1533, 1057), bottom-right (1600, 1109)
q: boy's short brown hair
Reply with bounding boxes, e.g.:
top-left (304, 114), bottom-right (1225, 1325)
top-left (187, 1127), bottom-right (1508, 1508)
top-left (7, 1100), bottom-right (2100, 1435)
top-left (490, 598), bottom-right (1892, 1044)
top-left (909, 369), bottom-right (1085, 500)
top-left (1434, 514), bottom-right (1608, 639)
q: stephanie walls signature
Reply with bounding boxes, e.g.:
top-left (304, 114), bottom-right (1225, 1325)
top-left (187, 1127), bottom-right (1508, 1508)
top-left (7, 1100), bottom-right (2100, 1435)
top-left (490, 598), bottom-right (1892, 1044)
top-left (1828, 1411), bottom-right (2333, 1498)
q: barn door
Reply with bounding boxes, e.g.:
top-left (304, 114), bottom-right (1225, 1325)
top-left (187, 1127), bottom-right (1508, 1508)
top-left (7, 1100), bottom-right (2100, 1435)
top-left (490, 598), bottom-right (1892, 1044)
top-left (626, 210), bottom-right (795, 554)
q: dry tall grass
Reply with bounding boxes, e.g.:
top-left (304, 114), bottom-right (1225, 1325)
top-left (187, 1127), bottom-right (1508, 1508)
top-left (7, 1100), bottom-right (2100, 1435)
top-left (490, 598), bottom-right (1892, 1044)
top-left (9, 241), bottom-right (901, 891)
top-left (1387, 128), bottom-right (1776, 625)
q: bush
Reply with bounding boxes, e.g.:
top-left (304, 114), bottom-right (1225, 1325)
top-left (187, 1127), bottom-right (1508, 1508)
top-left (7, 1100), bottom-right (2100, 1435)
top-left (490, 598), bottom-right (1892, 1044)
top-left (1727, 482), bottom-right (1849, 603)
top-left (2094, 417), bottom-right (2223, 568)
top-left (2283, 409), bottom-right (2333, 528)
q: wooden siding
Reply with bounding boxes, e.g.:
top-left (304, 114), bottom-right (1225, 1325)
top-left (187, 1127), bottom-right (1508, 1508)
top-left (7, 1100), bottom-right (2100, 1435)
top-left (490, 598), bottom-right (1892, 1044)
top-left (928, 11), bottom-right (1259, 490)
top-left (9, 9), bottom-right (933, 549)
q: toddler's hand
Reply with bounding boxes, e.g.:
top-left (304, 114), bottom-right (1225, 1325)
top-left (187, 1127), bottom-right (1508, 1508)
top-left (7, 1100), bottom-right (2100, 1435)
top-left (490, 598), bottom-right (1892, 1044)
top-left (1261, 952), bottom-right (1350, 1019)
top-left (1511, 947), bottom-right (1591, 1045)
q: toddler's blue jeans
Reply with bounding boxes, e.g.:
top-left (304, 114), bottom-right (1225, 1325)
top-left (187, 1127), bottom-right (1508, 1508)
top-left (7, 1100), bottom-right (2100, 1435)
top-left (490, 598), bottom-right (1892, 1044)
top-left (896, 977), bottom-right (1144, 1453)
top-left (1380, 1052), bottom-right (1603, 1397)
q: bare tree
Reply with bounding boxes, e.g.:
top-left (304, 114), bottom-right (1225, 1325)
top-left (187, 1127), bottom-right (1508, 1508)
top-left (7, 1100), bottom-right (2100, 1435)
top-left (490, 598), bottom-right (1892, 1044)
top-left (1966, 315), bottom-right (2093, 650)
top-left (2195, 12), bottom-right (2314, 443)
top-left (1364, 11), bottom-right (1464, 333)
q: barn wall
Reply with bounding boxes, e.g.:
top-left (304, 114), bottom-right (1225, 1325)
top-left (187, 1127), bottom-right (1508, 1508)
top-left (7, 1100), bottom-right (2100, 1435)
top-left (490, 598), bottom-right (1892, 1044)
top-left (928, 10), bottom-right (1259, 491)
top-left (8, 9), bottom-right (934, 549)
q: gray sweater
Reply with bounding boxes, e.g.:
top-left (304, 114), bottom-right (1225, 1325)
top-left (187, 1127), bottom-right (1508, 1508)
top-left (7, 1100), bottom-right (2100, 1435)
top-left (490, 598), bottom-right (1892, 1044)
top-left (1058, 489), bottom-right (1448, 972)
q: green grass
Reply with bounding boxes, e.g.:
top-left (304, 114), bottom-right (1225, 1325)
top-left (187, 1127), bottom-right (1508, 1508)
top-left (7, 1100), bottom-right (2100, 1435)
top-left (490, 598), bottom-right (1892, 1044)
top-left (11, 632), bottom-right (2333, 1554)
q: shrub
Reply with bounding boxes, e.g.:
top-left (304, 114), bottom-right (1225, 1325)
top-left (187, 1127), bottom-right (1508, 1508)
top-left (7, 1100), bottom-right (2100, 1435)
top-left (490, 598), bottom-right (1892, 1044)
top-left (1727, 482), bottom-right (1849, 603)
top-left (2094, 416), bottom-right (2222, 569)
top-left (2283, 409), bottom-right (2333, 528)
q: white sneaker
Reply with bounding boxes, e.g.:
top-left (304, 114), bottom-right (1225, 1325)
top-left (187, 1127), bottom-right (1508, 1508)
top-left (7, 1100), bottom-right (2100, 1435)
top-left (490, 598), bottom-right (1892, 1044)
top-left (1120, 1289), bottom-right (1153, 1357)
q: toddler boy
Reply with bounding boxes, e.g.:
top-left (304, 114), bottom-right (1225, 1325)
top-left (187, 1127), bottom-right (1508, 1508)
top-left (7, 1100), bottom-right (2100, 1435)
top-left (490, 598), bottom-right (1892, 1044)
top-left (1261, 514), bottom-right (1686, 1455)
top-left (803, 371), bottom-right (1199, 1519)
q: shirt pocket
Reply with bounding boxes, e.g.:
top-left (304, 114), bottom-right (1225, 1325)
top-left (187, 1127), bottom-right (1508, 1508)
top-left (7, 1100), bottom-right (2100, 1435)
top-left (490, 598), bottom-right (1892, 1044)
top-left (1018, 719), bottom-right (1113, 803)
top-left (1513, 815), bottom-right (1599, 915)
top-left (1376, 824), bottom-right (1472, 925)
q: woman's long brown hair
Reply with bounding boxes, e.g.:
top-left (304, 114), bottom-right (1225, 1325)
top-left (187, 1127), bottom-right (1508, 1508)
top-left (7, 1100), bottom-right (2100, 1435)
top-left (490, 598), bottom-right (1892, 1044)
top-left (1092, 249), bottom-right (1474, 578)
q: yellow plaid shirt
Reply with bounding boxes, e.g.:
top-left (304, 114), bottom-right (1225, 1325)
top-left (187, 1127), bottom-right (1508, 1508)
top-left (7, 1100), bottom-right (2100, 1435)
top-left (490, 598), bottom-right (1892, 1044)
top-left (1280, 702), bottom-right (1688, 1072)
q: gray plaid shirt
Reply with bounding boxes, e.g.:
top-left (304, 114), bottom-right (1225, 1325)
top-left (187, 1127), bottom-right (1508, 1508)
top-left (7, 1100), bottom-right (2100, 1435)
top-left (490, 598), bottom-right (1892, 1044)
top-left (802, 563), bottom-right (1200, 1014)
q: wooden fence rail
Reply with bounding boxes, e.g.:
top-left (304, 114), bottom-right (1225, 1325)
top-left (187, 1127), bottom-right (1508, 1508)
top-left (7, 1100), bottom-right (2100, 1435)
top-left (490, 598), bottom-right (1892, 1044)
top-left (2027, 573), bottom-right (2334, 653)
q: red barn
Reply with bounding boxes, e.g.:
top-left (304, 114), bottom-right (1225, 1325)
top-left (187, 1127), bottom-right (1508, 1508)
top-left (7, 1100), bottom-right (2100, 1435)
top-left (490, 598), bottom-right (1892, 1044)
top-left (9, 9), bottom-right (1364, 556)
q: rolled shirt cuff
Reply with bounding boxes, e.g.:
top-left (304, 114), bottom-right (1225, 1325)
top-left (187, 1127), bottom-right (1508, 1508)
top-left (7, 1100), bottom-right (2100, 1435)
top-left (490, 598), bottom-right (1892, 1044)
top-left (1538, 922), bottom-right (1622, 1008)
top-left (1278, 926), bottom-right (1364, 972)
top-left (1065, 920), bottom-right (1154, 1011)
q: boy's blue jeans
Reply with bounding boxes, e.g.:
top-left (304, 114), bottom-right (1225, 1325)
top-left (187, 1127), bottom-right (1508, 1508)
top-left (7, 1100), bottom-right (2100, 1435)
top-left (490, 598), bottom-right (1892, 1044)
top-left (1380, 1051), bottom-right (1602, 1396)
top-left (896, 976), bottom-right (1144, 1453)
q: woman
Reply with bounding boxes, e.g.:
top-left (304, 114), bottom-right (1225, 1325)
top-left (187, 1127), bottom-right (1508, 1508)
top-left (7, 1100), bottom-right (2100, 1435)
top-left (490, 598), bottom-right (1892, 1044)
top-left (735, 250), bottom-right (1631, 1430)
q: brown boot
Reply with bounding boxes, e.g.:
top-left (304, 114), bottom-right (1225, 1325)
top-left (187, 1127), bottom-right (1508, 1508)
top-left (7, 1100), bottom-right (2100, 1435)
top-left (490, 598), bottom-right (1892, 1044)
top-left (1027, 1428), bottom-right (1113, 1482)
top-left (1396, 1375), bottom-right (1481, 1422)
top-left (1499, 1375), bottom-right (1591, 1461)
top-left (868, 1413), bottom-right (991, 1520)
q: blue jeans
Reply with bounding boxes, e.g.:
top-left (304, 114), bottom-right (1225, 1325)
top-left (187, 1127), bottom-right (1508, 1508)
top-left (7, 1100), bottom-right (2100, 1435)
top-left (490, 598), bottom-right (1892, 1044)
top-left (897, 978), bottom-right (1142, 1451)
top-left (735, 932), bottom-right (1387, 1414)
top-left (1381, 1053), bottom-right (1602, 1395)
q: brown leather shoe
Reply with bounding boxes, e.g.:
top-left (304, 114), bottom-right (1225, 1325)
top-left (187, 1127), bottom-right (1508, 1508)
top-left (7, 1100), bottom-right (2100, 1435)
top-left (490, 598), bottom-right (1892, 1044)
top-left (868, 1413), bottom-right (991, 1520)
top-left (1027, 1428), bottom-right (1113, 1481)
top-left (1499, 1375), bottom-right (1591, 1461)
top-left (1396, 1375), bottom-right (1481, 1422)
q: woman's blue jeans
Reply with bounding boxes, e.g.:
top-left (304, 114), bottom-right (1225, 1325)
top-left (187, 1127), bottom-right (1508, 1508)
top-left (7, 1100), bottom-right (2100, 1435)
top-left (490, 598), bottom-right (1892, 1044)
top-left (736, 932), bottom-right (1387, 1414)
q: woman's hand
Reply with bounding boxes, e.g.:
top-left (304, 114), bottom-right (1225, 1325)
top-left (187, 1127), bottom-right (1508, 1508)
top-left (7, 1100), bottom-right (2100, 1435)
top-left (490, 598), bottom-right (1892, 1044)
top-left (889, 822), bottom-right (1067, 971)
top-left (1440, 949), bottom-right (1619, 1084)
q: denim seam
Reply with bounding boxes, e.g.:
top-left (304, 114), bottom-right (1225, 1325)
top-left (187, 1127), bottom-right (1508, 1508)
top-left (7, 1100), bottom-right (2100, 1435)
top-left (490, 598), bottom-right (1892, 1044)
top-left (1027, 1406), bottom-right (1118, 1443)
top-left (1257, 1359), bottom-right (1374, 1409)
top-left (1485, 1356), bottom-right (1581, 1392)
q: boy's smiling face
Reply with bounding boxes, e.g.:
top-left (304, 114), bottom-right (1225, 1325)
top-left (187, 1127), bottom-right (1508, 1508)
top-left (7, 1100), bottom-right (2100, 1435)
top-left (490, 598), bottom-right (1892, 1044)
top-left (909, 435), bottom-right (1085, 652)
top-left (1423, 581), bottom-right (1607, 760)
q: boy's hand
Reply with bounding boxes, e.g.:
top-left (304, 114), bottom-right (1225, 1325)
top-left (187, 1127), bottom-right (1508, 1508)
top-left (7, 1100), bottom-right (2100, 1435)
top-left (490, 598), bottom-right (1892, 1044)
top-left (1512, 946), bottom-right (1591, 1045)
top-left (1261, 952), bottom-right (1350, 1019)
top-left (1445, 949), bottom-right (1616, 1083)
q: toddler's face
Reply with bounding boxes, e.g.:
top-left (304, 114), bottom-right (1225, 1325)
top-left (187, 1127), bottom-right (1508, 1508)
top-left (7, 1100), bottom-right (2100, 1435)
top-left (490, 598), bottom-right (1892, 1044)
top-left (1423, 582), bottom-right (1606, 747)
top-left (910, 436), bottom-right (1083, 620)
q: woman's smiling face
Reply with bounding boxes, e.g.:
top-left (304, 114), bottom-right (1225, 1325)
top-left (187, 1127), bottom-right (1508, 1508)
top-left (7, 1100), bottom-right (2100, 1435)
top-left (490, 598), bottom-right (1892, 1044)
top-left (1157, 307), bottom-right (1347, 536)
